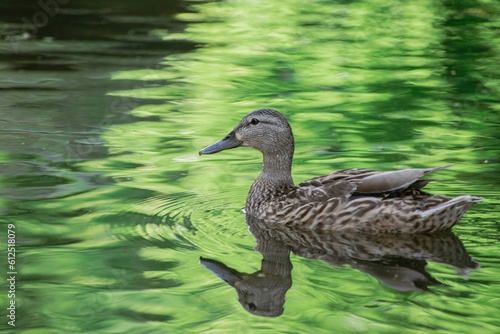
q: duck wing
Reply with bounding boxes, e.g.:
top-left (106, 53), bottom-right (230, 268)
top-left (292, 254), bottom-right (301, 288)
top-left (298, 165), bottom-right (451, 199)
top-left (353, 165), bottom-right (451, 194)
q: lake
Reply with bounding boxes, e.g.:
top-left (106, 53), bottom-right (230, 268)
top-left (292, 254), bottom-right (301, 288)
top-left (1, 0), bottom-right (499, 333)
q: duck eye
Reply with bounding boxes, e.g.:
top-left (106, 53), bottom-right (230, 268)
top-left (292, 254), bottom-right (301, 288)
top-left (250, 118), bottom-right (259, 125)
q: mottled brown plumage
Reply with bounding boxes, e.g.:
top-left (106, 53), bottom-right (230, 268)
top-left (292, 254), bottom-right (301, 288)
top-left (200, 108), bottom-right (482, 233)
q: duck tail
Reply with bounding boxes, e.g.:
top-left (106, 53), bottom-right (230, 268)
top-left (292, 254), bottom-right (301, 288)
top-left (420, 195), bottom-right (483, 219)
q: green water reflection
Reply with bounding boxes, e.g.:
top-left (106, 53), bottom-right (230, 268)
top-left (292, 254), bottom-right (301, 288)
top-left (201, 216), bottom-right (480, 317)
top-left (0, 0), bottom-right (499, 333)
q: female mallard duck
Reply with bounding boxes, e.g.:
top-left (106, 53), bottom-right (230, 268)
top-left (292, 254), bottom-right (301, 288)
top-left (199, 108), bottom-right (482, 233)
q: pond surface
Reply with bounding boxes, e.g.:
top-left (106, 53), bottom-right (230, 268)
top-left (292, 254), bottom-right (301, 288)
top-left (1, 0), bottom-right (499, 333)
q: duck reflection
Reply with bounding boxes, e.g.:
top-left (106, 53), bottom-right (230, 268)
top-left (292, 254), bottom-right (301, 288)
top-left (200, 215), bottom-right (479, 317)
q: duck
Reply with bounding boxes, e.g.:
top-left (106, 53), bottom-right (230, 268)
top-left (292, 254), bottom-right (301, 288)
top-left (199, 108), bottom-right (482, 233)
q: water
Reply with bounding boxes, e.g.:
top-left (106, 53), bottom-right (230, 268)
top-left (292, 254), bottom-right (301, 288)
top-left (1, 0), bottom-right (499, 333)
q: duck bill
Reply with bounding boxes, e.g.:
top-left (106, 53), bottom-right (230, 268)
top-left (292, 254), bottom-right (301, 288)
top-left (199, 130), bottom-right (243, 155)
top-left (199, 257), bottom-right (242, 285)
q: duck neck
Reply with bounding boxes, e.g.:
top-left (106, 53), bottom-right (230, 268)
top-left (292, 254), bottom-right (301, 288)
top-left (246, 150), bottom-right (294, 214)
top-left (259, 151), bottom-right (294, 188)
top-left (246, 127), bottom-right (295, 213)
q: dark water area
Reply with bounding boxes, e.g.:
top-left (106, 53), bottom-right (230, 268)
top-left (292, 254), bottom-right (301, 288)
top-left (0, 0), bottom-right (499, 333)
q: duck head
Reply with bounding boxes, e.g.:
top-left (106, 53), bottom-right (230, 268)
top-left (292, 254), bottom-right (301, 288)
top-left (199, 108), bottom-right (294, 156)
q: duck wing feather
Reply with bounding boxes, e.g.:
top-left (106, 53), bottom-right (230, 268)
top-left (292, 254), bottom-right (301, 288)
top-left (298, 165), bottom-right (451, 199)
